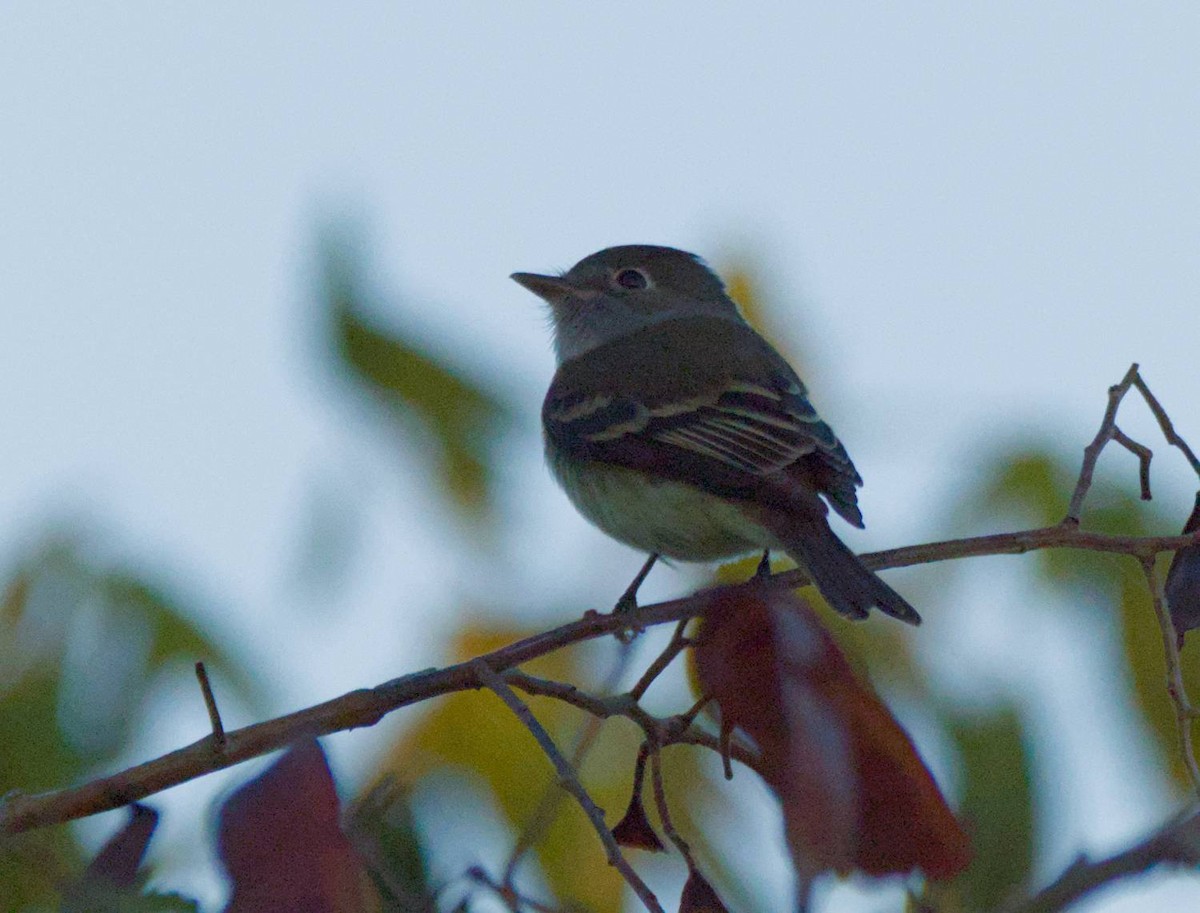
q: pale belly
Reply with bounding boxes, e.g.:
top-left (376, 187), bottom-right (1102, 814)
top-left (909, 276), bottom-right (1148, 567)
top-left (549, 452), bottom-right (774, 561)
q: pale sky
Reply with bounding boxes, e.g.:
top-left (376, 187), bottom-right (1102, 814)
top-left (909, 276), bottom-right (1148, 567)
top-left (2, 4), bottom-right (1198, 909)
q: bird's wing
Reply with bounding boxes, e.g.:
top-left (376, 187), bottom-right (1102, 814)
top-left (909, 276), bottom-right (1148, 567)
top-left (543, 317), bottom-right (864, 524)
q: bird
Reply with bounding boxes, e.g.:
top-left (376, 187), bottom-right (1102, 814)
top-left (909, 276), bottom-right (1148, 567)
top-left (512, 244), bottom-right (919, 625)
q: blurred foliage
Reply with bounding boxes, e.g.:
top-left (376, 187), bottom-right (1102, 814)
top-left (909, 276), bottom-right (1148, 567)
top-left (0, 535), bottom-right (261, 910)
top-left (4, 237), bottom-right (1198, 912)
top-left (347, 780), bottom-right (433, 912)
top-left (370, 624), bottom-right (643, 912)
top-left (969, 447), bottom-right (1200, 790)
top-left (946, 706), bottom-right (1035, 912)
top-left (322, 232), bottom-right (514, 520)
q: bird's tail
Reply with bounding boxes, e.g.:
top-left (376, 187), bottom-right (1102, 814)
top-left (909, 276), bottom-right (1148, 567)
top-left (767, 513), bottom-right (921, 625)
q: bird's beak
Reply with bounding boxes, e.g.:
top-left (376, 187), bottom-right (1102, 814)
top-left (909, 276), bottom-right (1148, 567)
top-left (510, 272), bottom-right (582, 303)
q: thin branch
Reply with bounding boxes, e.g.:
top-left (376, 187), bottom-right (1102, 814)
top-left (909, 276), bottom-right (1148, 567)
top-left (1133, 372), bottom-right (1200, 478)
top-left (647, 744), bottom-right (693, 868)
top-left (1064, 363), bottom-right (1141, 523)
top-left (1064, 364), bottom-right (1200, 523)
top-left (1111, 429), bottom-right (1153, 501)
top-left (502, 640), bottom-right (637, 886)
top-left (1139, 557), bottom-right (1200, 794)
top-left (504, 669), bottom-right (762, 777)
top-left (1000, 807), bottom-right (1200, 913)
top-left (629, 619), bottom-right (691, 701)
top-left (468, 866), bottom-right (566, 913)
top-left (193, 662), bottom-right (226, 751)
top-left (2, 524), bottom-right (1197, 838)
top-left (470, 659), bottom-right (663, 913)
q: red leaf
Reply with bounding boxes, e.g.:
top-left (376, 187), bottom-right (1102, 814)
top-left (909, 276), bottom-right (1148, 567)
top-left (83, 803), bottom-right (159, 887)
top-left (218, 740), bottom-right (369, 913)
top-left (694, 583), bottom-right (971, 880)
top-left (679, 864), bottom-right (730, 913)
top-left (611, 791), bottom-right (666, 852)
top-left (1166, 492), bottom-right (1200, 649)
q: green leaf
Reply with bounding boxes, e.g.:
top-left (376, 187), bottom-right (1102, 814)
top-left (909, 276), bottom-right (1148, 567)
top-left (1118, 558), bottom-right (1200, 792)
top-left (371, 621), bottom-right (637, 912)
top-left (347, 780), bottom-right (433, 912)
top-left (321, 234), bottom-right (514, 518)
top-left (947, 705), bottom-right (1035, 912)
top-left (104, 573), bottom-right (262, 715)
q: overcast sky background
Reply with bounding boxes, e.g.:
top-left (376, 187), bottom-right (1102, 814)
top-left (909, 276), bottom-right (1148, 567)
top-left (2, 4), bottom-right (1198, 910)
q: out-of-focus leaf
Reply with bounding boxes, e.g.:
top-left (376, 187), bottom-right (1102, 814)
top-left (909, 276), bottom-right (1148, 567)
top-left (975, 450), bottom-right (1082, 588)
top-left (713, 556), bottom-right (923, 692)
top-left (1165, 492), bottom-right (1200, 649)
top-left (973, 447), bottom-right (1161, 594)
top-left (723, 265), bottom-right (781, 351)
top-left (219, 740), bottom-right (375, 913)
top-left (976, 446), bottom-right (1200, 791)
top-left (679, 864), bottom-right (730, 913)
top-left (0, 668), bottom-right (80, 793)
top-left (1119, 560), bottom-right (1200, 790)
top-left (0, 826), bottom-right (81, 911)
top-left (347, 779), bottom-right (435, 913)
top-left (695, 584), bottom-right (970, 882)
top-left (83, 804), bottom-right (159, 888)
top-left (321, 237), bottom-right (513, 518)
top-left (371, 621), bottom-right (637, 913)
top-left (62, 804), bottom-right (165, 913)
top-left (0, 533), bottom-right (262, 910)
top-left (947, 705), bottom-right (1035, 912)
top-left (62, 883), bottom-right (201, 913)
top-left (104, 573), bottom-right (261, 715)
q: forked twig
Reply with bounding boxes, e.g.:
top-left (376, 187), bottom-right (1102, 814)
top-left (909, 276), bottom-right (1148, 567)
top-left (471, 659), bottom-right (663, 913)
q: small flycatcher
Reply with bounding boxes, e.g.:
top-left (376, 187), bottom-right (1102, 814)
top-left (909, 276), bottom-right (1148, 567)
top-left (513, 245), bottom-right (919, 624)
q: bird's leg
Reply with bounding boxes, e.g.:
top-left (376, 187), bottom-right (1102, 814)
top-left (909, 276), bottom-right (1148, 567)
top-left (614, 553), bottom-right (659, 614)
top-left (755, 549), bottom-right (772, 580)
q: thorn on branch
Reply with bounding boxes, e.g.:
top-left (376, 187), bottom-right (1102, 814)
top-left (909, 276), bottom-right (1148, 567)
top-left (194, 662), bottom-right (227, 751)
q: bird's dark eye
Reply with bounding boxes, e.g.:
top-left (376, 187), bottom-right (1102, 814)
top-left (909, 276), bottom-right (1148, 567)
top-left (614, 268), bottom-right (649, 290)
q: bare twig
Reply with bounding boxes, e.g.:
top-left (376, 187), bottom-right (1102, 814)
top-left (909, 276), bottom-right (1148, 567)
top-left (1064, 363), bottom-right (1141, 523)
top-left (502, 671), bottom-right (761, 776)
top-left (193, 662), bottom-right (226, 751)
top-left (629, 619), bottom-right (691, 701)
top-left (647, 744), bottom-right (693, 867)
top-left (1132, 372), bottom-right (1200, 478)
top-left (1139, 558), bottom-right (1200, 794)
top-left (1065, 364), bottom-right (1200, 523)
top-left (1112, 429), bottom-right (1153, 501)
top-left (467, 866), bottom-right (565, 913)
top-left (470, 659), bottom-right (663, 913)
top-left (502, 641), bottom-right (635, 887)
top-left (2, 524), bottom-right (1197, 838)
top-left (1001, 807), bottom-right (1200, 913)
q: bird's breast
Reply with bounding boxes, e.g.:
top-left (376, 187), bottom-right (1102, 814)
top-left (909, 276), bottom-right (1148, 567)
top-left (546, 446), bottom-right (771, 561)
